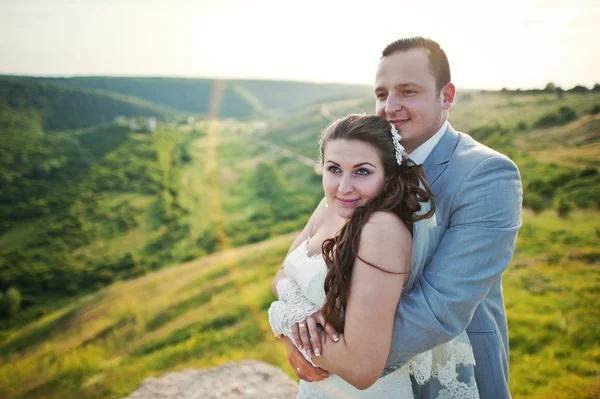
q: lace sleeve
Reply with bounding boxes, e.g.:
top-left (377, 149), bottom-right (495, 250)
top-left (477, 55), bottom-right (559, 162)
top-left (268, 278), bottom-right (320, 337)
top-left (268, 278), bottom-right (321, 365)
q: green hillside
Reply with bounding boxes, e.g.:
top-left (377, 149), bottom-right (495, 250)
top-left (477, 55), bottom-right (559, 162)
top-left (0, 112), bottom-right (322, 322)
top-left (0, 209), bottom-right (597, 399)
top-left (232, 79), bottom-right (373, 111)
top-left (21, 76), bottom-right (372, 118)
top-left (0, 86), bottom-right (598, 398)
top-left (0, 77), bottom-right (174, 131)
top-left (28, 77), bottom-right (260, 118)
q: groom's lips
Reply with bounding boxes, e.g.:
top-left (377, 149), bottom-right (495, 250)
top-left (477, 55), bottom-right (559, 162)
top-left (389, 119), bottom-right (410, 128)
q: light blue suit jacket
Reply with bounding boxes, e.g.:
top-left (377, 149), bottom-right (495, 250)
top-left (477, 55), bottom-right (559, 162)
top-left (386, 124), bottom-right (523, 398)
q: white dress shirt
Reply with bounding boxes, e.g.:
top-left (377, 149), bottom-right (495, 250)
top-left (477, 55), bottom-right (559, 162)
top-left (408, 121), bottom-right (449, 165)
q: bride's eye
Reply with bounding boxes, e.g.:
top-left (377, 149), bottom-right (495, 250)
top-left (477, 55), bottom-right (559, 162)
top-left (355, 168), bottom-right (371, 176)
top-left (328, 166), bottom-right (341, 173)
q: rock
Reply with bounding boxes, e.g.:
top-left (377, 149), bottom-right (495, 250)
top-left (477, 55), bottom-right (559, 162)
top-left (124, 360), bottom-right (298, 399)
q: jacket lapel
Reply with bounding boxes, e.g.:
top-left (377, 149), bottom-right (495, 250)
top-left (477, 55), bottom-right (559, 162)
top-left (423, 124), bottom-right (459, 187)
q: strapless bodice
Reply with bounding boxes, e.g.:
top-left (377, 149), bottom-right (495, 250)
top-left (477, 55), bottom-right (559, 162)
top-left (283, 238), bottom-right (328, 308)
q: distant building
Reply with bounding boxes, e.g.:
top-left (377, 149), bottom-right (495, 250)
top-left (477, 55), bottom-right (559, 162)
top-left (146, 117), bottom-right (157, 132)
top-left (254, 121), bottom-right (268, 130)
top-left (123, 116), bottom-right (159, 132)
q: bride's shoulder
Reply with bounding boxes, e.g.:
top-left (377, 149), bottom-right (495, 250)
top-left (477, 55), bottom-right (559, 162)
top-left (362, 212), bottom-right (411, 250)
top-left (357, 211), bottom-right (412, 273)
top-left (365, 211), bottom-right (410, 236)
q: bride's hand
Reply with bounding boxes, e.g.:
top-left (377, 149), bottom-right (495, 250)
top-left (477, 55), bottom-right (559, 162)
top-left (292, 310), bottom-right (339, 357)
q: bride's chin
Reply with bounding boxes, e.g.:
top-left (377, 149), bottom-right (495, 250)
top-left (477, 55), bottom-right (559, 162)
top-left (336, 210), bottom-right (354, 221)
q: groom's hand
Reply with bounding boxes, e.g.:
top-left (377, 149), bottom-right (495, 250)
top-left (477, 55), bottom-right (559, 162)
top-left (283, 336), bottom-right (330, 382)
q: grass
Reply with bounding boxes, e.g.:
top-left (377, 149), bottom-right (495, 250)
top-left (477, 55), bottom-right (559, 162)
top-left (0, 209), bottom-right (598, 398)
top-left (0, 234), bottom-right (294, 399)
top-left (504, 210), bottom-right (600, 398)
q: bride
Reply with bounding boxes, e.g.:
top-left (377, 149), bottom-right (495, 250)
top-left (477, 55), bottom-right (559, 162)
top-left (268, 114), bottom-right (479, 398)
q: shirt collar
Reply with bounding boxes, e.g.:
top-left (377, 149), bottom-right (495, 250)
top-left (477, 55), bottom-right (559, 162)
top-left (408, 121), bottom-right (449, 165)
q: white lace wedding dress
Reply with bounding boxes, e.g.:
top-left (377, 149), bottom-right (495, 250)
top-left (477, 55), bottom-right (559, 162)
top-left (269, 237), bottom-right (480, 398)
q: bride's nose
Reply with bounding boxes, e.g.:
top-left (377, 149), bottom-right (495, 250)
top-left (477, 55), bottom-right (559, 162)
top-left (338, 175), bottom-right (354, 194)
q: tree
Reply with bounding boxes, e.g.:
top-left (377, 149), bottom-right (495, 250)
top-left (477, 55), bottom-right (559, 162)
top-left (554, 196), bottom-right (574, 219)
top-left (254, 163), bottom-right (290, 201)
top-left (534, 112), bottom-right (561, 128)
top-left (523, 192), bottom-right (545, 214)
top-left (568, 85), bottom-right (589, 93)
top-left (558, 106), bottom-right (576, 123)
top-left (544, 82), bottom-right (556, 92)
top-left (253, 162), bottom-right (294, 219)
top-left (4, 287), bottom-right (21, 317)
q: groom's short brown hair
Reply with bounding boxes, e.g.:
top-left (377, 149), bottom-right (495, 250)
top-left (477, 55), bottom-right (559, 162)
top-left (382, 37), bottom-right (451, 93)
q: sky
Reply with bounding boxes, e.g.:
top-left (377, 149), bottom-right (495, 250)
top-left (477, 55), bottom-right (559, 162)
top-left (0, 0), bottom-right (598, 90)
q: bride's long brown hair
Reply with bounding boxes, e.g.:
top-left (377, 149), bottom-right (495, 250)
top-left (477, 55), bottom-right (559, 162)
top-left (319, 114), bottom-right (435, 332)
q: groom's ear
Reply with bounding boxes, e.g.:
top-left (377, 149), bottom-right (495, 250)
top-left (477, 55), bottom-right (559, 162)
top-left (441, 83), bottom-right (455, 110)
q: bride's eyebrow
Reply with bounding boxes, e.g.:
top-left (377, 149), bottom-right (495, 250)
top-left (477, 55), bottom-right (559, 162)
top-left (354, 162), bottom-right (376, 168)
top-left (326, 161), bottom-right (377, 168)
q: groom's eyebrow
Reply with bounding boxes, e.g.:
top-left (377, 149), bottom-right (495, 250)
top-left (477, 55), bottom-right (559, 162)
top-left (375, 82), bottom-right (423, 92)
top-left (394, 82), bottom-right (423, 89)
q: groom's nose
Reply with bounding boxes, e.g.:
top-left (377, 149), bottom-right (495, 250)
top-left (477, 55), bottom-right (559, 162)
top-left (385, 94), bottom-right (403, 116)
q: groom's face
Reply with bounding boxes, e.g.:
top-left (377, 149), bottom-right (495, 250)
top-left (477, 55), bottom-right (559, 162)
top-left (375, 48), bottom-right (451, 153)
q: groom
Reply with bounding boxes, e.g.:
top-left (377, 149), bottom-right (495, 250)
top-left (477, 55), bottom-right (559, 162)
top-left (286, 37), bottom-right (523, 398)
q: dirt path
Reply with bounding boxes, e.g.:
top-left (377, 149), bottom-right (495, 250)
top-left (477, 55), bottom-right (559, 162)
top-left (253, 136), bottom-right (319, 170)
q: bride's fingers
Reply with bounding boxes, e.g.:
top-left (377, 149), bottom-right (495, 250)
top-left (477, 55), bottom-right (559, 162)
top-left (299, 322), bottom-right (312, 356)
top-left (311, 312), bottom-right (339, 343)
top-left (323, 323), bottom-right (340, 342)
top-left (291, 323), bottom-right (302, 349)
top-left (306, 317), bottom-right (321, 356)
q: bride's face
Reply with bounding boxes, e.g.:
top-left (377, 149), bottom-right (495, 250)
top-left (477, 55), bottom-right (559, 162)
top-left (322, 139), bottom-right (386, 220)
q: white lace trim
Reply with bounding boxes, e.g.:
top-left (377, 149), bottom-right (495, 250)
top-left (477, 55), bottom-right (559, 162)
top-left (268, 278), bottom-right (320, 365)
top-left (399, 332), bottom-right (479, 398)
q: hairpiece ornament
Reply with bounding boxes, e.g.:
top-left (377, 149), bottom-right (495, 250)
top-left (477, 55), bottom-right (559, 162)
top-left (390, 124), bottom-right (406, 165)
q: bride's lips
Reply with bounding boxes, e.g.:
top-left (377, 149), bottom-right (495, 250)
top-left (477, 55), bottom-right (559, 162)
top-left (336, 198), bottom-right (359, 207)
